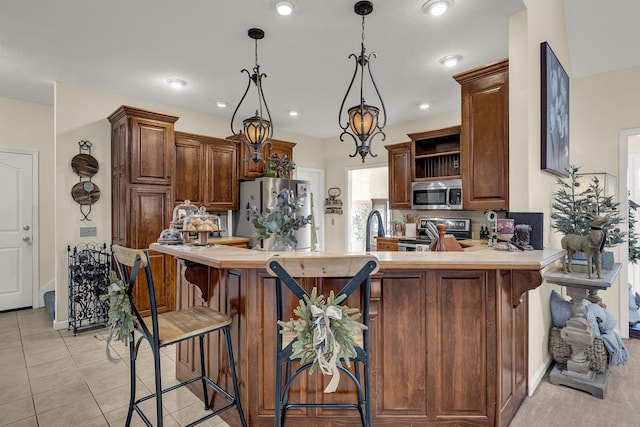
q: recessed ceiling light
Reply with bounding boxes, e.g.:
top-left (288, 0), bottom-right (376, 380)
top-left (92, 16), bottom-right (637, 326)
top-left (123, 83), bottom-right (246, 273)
top-left (216, 101), bottom-right (227, 108)
top-left (275, 1), bottom-right (294, 16)
top-left (288, 110), bottom-right (299, 117)
top-left (439, 55), bottom-right (462, 67)
top-left (422, 0), bottom-right (453, 16)
top-left (420, 103), bottom-right (431, 110)
top-left (167, 78), bottom-right (187, 89)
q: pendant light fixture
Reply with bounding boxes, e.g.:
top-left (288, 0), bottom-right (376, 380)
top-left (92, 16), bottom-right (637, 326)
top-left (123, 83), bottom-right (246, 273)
top-left (230, 28), bottom-right (273, 164)
top-left (338, 1), bottom-right (386, 162)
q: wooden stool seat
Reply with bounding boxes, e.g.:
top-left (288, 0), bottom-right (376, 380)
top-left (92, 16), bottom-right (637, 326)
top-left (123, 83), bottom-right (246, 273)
top-left (141, 306), bottom-right (232, 346)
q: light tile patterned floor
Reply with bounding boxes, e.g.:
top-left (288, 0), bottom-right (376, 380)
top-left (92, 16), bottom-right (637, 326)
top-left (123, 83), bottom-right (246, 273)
top-left (0, 308), bottom-right (231, 427)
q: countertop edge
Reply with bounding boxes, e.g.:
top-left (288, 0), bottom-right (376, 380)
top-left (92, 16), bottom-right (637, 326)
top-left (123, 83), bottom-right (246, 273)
top-left (150, 243), bottom-right (566, 272)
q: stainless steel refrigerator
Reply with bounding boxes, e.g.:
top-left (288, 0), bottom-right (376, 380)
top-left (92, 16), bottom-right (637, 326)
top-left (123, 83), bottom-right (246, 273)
top-left (234, 177), bottom-right (312, 251)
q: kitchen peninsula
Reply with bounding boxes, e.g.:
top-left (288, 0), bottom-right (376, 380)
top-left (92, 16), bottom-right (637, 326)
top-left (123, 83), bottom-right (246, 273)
top-left (150, 243), bottom-right (564, 427)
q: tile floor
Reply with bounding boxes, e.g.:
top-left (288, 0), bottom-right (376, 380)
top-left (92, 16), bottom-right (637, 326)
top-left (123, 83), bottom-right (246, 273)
top-left (0, 307), bottom-right (231, 427)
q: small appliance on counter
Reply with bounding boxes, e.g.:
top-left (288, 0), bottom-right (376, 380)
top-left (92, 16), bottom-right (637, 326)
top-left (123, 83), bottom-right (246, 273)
top-left (398, 217), bottom-right (471, 251)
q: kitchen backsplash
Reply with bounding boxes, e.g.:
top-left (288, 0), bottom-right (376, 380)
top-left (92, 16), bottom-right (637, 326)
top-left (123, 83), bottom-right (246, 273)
top-left (392, 209), bottom-right (508, 240)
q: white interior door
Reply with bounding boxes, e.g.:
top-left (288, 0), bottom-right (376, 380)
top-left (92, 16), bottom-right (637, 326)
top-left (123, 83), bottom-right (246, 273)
top-left (0, 150), bottom-right (36, 311)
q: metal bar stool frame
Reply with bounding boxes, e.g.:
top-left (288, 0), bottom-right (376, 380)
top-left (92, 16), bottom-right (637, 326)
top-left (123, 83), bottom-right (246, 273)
top-left (268, 255), bottom-right (379, 427)
top-left (112, 245), bottom-right (247, 427)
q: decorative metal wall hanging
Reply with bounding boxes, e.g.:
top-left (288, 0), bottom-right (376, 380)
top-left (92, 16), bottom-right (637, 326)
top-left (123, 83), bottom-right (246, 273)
top-left (68, 242), bottom-right (111, 335)
top-left (230, 28), bottom-right (274, 164)
top-left (70, 140), bottom-right (100, 220)
top-left (338, 1), bottom-right (387, 162)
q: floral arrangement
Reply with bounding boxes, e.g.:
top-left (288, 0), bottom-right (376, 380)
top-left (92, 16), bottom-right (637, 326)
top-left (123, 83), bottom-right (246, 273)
top-left (247, 188), bottom-right (312, 250)
top-left (264, 153), bottom-right (295, 178)
top-left (278, 287), bottom-right (367, 393)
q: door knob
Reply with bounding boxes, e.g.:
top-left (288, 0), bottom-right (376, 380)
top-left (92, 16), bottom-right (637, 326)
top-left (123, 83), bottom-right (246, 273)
top-left (23, 236), bottom-right (30, 242)
top-left (23, 225), bottom-right (30, 230)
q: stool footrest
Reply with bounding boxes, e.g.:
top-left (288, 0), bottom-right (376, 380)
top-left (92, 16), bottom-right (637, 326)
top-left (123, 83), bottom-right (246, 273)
top-left (133, 374), bottom-right (240, 426)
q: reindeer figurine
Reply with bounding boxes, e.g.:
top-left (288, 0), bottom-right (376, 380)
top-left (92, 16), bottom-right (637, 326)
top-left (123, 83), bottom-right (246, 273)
top-left (561, 214), bottom-right (609, 279)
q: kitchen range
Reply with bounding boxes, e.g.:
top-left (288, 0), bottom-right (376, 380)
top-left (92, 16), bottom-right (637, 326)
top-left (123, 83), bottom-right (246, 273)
top-left (398, 217), bottom-right (471, 251)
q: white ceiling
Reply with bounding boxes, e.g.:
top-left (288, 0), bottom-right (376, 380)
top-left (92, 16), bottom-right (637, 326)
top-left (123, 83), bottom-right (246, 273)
top-left (0, 0), bottom-right (637, 139)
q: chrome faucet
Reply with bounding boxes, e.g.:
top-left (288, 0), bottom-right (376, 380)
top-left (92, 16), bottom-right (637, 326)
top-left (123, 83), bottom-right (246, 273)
top-left (365, 209), bottom-right (386, 252)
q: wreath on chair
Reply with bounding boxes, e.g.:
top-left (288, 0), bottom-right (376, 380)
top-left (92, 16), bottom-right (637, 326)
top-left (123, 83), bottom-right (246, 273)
top-left (99, 271), bottom-right (135, 362)
top-left (277, 287), bottom-right (367, 393)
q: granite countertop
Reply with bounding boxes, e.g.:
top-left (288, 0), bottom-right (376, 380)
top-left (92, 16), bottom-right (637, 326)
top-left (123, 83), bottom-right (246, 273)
top-left (150, 242), bottom-right (565, 272)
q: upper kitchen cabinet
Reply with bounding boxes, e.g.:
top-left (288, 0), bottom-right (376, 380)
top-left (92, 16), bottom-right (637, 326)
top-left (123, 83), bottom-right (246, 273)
top-left (454, 59), bottom-right (509, 211)
top-left (232, 137), bottom-right (296, 180)
top-left (109, 106), bottom-right (178, 186)
top-left (408, 126), bottom-right (461, 182)
top-left (385, 142), bottom-right (412, 210)
top-left (175, 132), bottom-right (238, 210)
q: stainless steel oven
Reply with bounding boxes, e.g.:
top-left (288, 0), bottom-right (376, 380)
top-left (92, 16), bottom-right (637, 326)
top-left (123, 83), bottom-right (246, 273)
top-left (398, 217), bottom-right (472, 251)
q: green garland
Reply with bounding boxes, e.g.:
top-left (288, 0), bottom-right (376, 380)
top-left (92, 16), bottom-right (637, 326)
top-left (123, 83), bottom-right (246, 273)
top-left (278, 287), bottom-right (367, 374)
top-left (100, 271), bottom-right (134, 347)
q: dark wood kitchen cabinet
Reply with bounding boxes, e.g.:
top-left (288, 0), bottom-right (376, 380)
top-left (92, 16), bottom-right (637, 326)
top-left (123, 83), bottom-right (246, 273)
top-left (232, 137), bottom-right (296, 180)
top-left (174, 132), bottom-right (238, 210)
top-left (408, 126), bottom-right (461, 182)
top-left (386, 142), bottom-right (412, 209)
top-left (454, 59), bottom-right (509, 211)
top-left (108, 105), bottom-right (179, 315)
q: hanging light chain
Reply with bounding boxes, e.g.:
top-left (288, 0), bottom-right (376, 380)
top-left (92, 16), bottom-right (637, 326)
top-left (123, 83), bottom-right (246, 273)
top-left (254, 36), bottom-right (264, 119)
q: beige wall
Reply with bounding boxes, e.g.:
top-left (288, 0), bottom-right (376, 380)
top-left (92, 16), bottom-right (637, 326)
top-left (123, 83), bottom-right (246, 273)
top-left (0, 98), bottom-right (55, 298)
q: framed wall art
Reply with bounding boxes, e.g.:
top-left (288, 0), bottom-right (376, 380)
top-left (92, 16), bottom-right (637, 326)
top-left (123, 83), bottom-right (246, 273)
top-left (540, 41), bottom-right (569, 177)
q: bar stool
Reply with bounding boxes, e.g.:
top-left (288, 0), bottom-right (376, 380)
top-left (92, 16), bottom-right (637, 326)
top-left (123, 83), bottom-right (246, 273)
top-left (112, 245), bottom-right (247, 427)
top-left (267, 254), bottom-right (379, 427)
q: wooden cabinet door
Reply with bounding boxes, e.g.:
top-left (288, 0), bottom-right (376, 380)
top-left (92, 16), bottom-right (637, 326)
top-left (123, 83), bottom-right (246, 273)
top-left (455, 60), bottom-right (509, 211)
top-left (174, 136), bottom-right (203, 205)
top-left (428, 270), bottom-right (494, 422)
top-left (372, 272), bottom-right (428, 418)
top-left (386, 142), bottom-right (412, 210)
top-left (234, 137), bottom-right (296, 180)
top-left (375, 237), bottom-right (399, 251)
top-left (204, 141), bottom-right (238, 210)
top-left (129, 186), bottom-right (174, 314)
top-left (130, 117), bottom-right (175, 185)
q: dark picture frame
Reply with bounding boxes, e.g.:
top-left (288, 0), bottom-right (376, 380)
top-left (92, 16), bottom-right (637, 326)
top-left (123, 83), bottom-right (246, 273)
top-left (540, 41), bottom-right (569, 177)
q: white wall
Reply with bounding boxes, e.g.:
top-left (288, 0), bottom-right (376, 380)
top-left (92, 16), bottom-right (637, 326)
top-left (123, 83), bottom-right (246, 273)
top-left (0, 98), bottom-right (55, 295)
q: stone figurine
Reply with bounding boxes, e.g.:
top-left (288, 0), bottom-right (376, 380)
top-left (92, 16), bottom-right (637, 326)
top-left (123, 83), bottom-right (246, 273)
top-left (561, 214), bottom-right (609, 279)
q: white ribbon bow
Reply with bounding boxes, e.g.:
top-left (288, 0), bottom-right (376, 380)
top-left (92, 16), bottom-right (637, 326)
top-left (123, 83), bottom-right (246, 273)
top-left (310, 304), bottom-right (343, 393)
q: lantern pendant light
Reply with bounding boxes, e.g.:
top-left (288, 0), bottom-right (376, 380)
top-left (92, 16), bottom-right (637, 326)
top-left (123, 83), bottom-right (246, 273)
top-left (338, 1), bottom-right (387, 162)
top-left (230, 28), bottom-right (273, 164)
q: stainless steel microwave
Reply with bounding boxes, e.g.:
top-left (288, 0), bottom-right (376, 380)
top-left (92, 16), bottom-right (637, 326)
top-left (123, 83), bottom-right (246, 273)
top-left (411, 179), bottom-right (463, 210)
